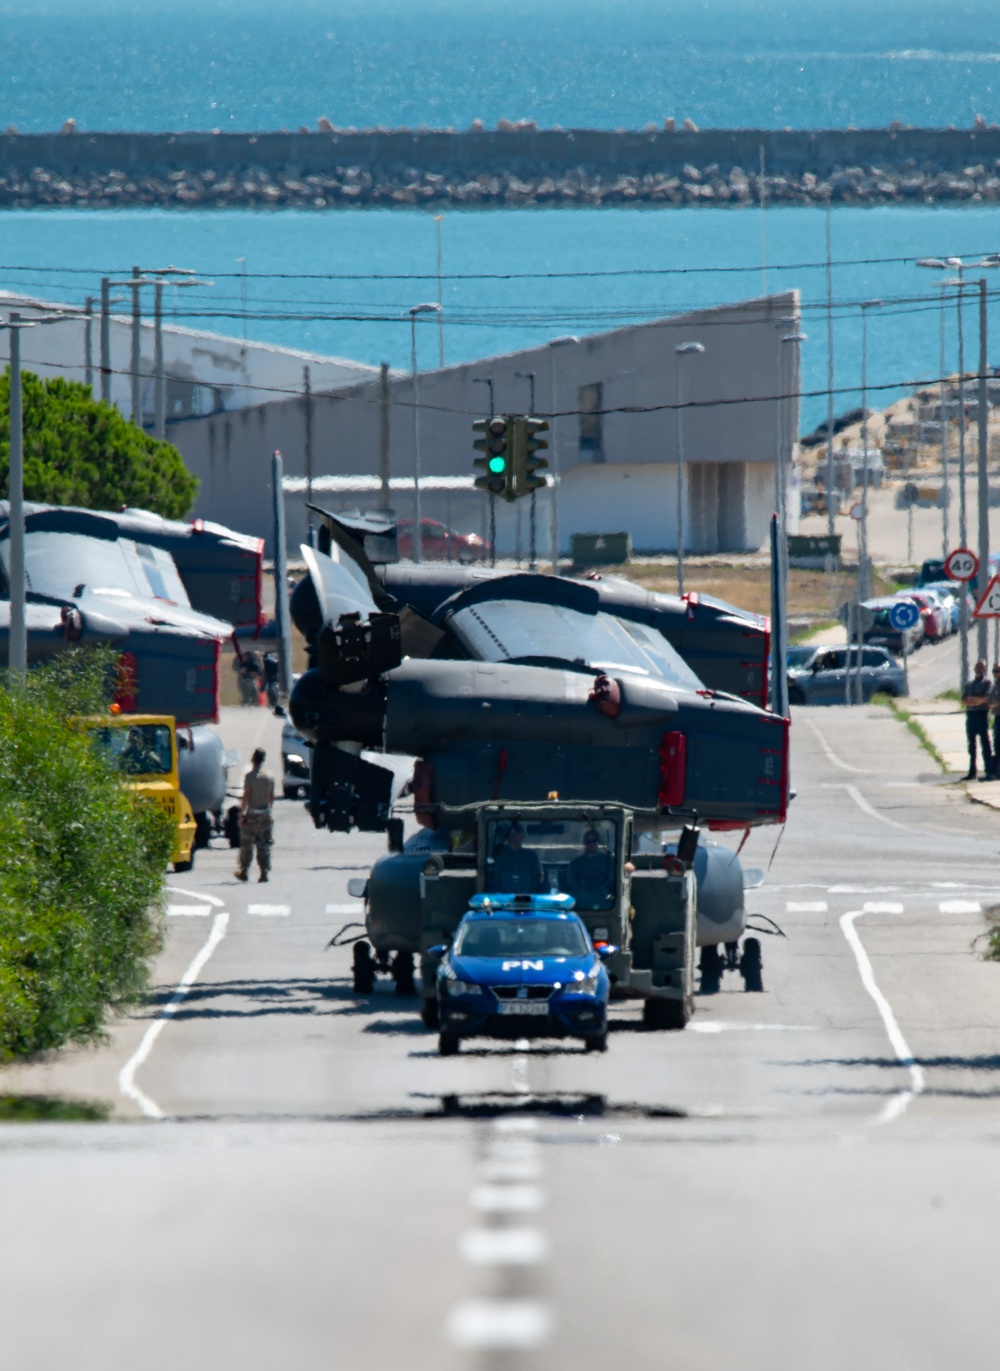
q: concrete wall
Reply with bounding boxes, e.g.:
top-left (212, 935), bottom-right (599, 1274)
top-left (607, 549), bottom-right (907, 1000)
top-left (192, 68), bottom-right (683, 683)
top-left (3, 128), bottom-right (999, 177)
top-left (171, 292), bottom-right (799, 557)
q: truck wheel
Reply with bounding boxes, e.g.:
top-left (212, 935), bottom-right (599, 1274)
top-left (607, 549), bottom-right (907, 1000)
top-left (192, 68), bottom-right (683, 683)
top-left (352, 941), bottom-right (376, 995)
top-left (391, 951), bottom-right (416, 996)
top-left (584, 1033), bottom-right (608, 1052)
top-left (420, 997), bottom-right (440, 1030)
top-left (699, 945), bottom-right (723, 996)
top-left (439, 1032), bottom-right (460, 1056)
top-left (739, 937), bottom-right (764, 993)
top-left (643, 997), bottom-right (689, 1030)
top-left (172, 857), bottom-right (194, 874)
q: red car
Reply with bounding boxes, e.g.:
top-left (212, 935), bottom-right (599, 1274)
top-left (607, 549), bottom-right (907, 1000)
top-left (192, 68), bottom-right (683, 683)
top-left (396, 518), bottom-right (490, 564)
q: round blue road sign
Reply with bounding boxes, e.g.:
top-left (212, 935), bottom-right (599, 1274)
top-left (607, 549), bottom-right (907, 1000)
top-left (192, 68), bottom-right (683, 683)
top-left (888, 600), bottom-right (920, 632)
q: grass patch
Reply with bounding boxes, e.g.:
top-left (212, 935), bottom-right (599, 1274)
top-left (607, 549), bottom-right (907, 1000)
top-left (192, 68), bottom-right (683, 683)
top-left (0, 1093), bottom-right (109, 1123)
top-left (0, 653), bottom-right (173, 1063)
top-left (973, 908), bottom-right (1000, 962)
top-left (936, 688), bottom-right (962, 703)
top-left (872, 692), bottom-right (947, 772)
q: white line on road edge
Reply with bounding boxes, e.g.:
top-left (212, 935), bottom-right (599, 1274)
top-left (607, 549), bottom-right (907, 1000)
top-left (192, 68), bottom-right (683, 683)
top-left (118, 910), bottom-right (230, 1120)
top-left (844, 784), bottom-right (914, 833)
top-left (839, 909), bottom-right (925, 1125)
top-left (804, 718), bottom-right (864, 772)
top-left (690, 1022), bottom-right (818, 1033)
top-left (165, 884), bottom-right (225, 908)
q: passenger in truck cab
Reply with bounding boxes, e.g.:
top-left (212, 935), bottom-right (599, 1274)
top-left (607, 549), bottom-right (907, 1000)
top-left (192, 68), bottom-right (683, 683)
top-left (490, 823), bottom-right (544, 894)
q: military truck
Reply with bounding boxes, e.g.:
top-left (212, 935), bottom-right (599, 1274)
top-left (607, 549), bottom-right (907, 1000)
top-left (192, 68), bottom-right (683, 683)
top-left (352, 800), bottom-right (698, 1031)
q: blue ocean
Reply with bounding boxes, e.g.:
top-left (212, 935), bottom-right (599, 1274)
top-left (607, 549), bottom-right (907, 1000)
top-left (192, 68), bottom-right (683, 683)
top-left (3, 1), bottom-right (1000, 428)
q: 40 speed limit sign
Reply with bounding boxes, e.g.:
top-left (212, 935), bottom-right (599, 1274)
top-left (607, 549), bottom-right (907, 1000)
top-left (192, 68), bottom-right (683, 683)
top-left (944, 547), bottom-right (979, 582)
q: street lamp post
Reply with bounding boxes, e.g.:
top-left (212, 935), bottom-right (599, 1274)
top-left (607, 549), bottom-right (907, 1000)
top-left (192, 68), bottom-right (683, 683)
top-left (674, 342), bottom-right (705, 596)
top-left (1, 309), bottom-right (74, 681)
top-left (408, 302), bottom-right (441, 564)
top-left (777, 325), bottom-right (807, 714)
top-left (855, 302), bottom-right (881, 703)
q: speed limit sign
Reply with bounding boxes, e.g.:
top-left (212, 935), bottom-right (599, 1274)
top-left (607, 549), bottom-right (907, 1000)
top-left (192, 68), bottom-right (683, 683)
top-left (945, 547), bottom-right (979, 582)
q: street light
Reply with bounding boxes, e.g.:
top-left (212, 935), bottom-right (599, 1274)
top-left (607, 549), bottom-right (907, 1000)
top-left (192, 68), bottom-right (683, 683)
top-left (408, 302), bottom-right (441, 564)
top-left (674, 342), bottom-right (705, 596)
top-left (0, 309), bottom-right (74, 681)
top-left (772, 324), bottom-right (807, 717)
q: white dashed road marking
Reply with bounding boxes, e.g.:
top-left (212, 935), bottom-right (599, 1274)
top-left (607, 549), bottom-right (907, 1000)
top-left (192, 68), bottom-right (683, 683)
top-left (247, 903), bottom-right (290, 916)
top-left (471, 1185), bottom-right (545, 1213)
top-left (863, 901), bottom-right (904, 914)
top-left (939, 899), bottom-right (982, 914)
top-left (325, 903), bottom-right (364, 915)
top-left (166, 904), bottom-right (212, 917)
top-left (460, 1228), bottom-right (550, 1265)
top-left (839, 909), bottom-right (925, 1125)
top-left (446, 1299), bottom-right (553, 1350)
top-left (786, 901), bottom-right (828, 913)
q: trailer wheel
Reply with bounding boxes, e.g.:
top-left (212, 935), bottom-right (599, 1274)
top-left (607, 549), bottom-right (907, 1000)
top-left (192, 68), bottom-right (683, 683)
top-left (352, 941), bottom-right (376, 994)
top-left (420, 998), bottom-right (440, 1030)
top-left (642, 997), bottom-right (689, 1031)
top-left (439, 1032), bottom-right (460, 1056)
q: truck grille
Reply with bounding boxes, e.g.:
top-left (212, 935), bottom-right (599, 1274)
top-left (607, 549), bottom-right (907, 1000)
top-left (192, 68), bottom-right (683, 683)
top-left (491, 985), bottom-right (554, 1001)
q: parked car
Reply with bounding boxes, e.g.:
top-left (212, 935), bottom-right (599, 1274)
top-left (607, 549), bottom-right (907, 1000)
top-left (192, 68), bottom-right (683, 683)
top-left (281, 720), bottom-right (311, 799)
top-left (921, 581), bottom-right (971, 633)
top-left (896, 589), bottom-right (947, 643)
top-left (861, 597), bottom-right (924, 655)
top-left (787, 644), bottom-right (908, 705)
top-left (396, 518), bottom-right (489, 563)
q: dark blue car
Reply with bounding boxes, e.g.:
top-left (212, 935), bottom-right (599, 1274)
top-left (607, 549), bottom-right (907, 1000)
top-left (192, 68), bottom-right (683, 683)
top-left (430, 894), bottom-right (611, 1055)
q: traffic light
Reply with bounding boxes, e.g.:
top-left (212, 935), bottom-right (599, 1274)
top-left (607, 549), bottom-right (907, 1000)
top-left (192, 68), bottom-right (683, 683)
top-left (519, 416), bottom-right (549, 495)
top-left (473, 415), bottom-right (513, 498)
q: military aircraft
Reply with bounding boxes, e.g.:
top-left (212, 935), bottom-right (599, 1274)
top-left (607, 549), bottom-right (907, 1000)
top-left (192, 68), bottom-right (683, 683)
top-left (288, 509), bottom-right (787, 968)
top-left (0, 502), bottom-right (264, 723)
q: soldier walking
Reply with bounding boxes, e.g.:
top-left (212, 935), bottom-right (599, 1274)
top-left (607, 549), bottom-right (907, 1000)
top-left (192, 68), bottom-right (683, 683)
top-left (236, 747), bottom-right (275, 882)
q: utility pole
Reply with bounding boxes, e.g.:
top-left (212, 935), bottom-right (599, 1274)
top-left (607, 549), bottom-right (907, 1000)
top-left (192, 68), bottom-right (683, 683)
top-left (153, 280), bottom-right (165, 439)
top-left (824, 197), bottom-right (836, 539)
top-left (83, 296), bottom-right (94, 392)
top-left (129, 265), bottom-right (143, 424)
top-left (303, 365), bottom-right (314, 542)
top-left (434, 215), bottom-right (445, 368)
top-left (977, 278), bottom-right (990, 662)
top-left (378, 361), bottom-right (391, 510)
top-left (473, 377), bottom-right (497, 563)
top-left (408, 302), bottom-right (441, 563)
top-left (674, 342), bottom-right (705, 596)
top-left (271, 450), bottom-right (293, 703)
top-left (100, 276), bottom-right (112, 404)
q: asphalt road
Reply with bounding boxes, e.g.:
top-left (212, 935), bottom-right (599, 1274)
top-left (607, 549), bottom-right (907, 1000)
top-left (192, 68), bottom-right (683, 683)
top-left (2, 701), bottom-right (1000, 1370)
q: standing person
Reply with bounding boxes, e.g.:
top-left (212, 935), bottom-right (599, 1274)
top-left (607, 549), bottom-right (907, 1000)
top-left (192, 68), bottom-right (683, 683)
top-left (961, 660), bottom-right (994, 781)
top-left (236, 747), bottom-right (275, 882)
top-left (989, 664), bottom-right (1000, 776)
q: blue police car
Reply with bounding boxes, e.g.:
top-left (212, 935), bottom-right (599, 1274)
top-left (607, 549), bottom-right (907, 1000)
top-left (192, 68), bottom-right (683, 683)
top-left (429, 893), bottom-right (611, 1056)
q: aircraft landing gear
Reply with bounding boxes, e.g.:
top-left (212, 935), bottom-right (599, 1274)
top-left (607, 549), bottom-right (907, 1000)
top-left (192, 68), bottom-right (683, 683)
top-left (391, 951), bottom-right (416, 996)
top-left (585, 1033), bottom-right (608, 1052)
top-left (352, 941), bottom-right (375, 994)
top-left (739, 937), bottom-right (764, 992)
top-left (724, 940), bottom-right (739, 970)
top-left (698, 945), bottom-right (723, 995)
top-left (439, 1031), bottom-right (460, 1056)
top-left (420, 997), bottom-right (440, 1030)
top-left (642, 997), bottom-right (689, 1030)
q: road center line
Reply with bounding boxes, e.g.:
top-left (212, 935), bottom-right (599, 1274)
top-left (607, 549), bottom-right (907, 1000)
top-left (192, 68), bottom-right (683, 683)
top-left (839, 909), bottom-right (925, 1125)
top-left (844, 783), bottom-right (915, 833)
top-left (118, 909), bottom-right (230, 1120)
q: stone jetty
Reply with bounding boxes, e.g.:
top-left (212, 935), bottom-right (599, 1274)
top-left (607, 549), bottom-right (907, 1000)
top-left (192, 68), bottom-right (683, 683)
top-left (3, 124), bottom-right (1000, 208)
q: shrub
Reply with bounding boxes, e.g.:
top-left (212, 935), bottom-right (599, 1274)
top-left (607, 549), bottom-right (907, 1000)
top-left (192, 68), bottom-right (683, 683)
top-left (0, 655), bottom-right (172, 1060)
top-left (0, 368), bottom-right (198, 519)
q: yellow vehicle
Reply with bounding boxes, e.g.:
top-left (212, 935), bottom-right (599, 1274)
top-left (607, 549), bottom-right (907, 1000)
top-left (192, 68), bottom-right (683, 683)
top-left (84, 713), bottom-right (198, 872)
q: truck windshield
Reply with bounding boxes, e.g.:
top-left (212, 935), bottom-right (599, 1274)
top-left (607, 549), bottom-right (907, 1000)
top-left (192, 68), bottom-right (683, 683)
top-left (484, 816), bottom-right (617, 910)
top-left (91, 724), bottom-right (173, 776)
top-left (454, 917), bottom-right (590, 958)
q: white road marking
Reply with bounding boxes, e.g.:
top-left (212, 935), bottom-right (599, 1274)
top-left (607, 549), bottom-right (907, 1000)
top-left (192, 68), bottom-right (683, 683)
top-left (939, 899), bottom-right (982, 914)
top-left (325, 903), bottom-right (364, 915)
top-left (844, 783), bottom-right (914, 833)
top-left (828, 884), bottom-right (901, 894)
top-left (479, 1156), bottom-right (543, 1183)
top-left (511, 1043), bottom-right (531, 1095)
top-left (165, 884), bottom-right (225, 908)
top-left (471, 1185), bottom-right (545, 1213)
top-left (839, 909), bottom-right (925, 1125)
top-left (166, 904), bottom-right (212, 917)
top-left (863, 901), bottom-right (904, 914)
top-left (446, 1299), bottom-right (553, 1349)
top-left (492, 1115), bottom-right (540, 1133)
top-left (804, 718), bottom-right (863, 772)
top-left (690, 1022), bottom-right (818, 1033)
top-left (119, 909), bottom-right (230, 1120)
top-left (786, 900), bottom-right (828, 913)
top-left (247, 903), bottom-right (290, 916)
top-left (460, 1228), bottom-right (550, 1266)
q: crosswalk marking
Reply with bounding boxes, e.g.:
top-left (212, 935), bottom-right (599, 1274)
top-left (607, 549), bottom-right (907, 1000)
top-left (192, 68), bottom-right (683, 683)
top-left (248, 903), bottom-right (290, 916)
top-left (325, 903), bottom-right (364, 915)
top-left (939, 899), bottom-right (982, 914)
top-left (167, 904), bottom-right (212, 917)
top-left (786, 901), bottom-right (828, 913)
top-left (862, 902), bottom-right (904, 914)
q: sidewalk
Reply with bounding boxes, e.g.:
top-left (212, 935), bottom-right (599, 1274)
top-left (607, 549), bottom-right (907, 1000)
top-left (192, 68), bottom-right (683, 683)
top-left (908, 700), bottom-right (1000, 812)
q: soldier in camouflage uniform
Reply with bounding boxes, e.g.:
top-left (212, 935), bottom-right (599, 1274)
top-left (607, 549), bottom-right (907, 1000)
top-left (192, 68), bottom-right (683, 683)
top-left (236, 747), bottom-right (275, 882)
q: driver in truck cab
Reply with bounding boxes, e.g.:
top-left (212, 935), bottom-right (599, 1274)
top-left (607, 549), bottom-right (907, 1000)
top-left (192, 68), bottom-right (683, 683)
top-left (567, 830), bottom-right (615, 909)
top-left (490, 823), bottom-right (544, 894)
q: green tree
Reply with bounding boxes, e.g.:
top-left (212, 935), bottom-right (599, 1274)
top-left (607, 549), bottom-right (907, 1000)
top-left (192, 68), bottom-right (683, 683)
top-left (0, 654), bottom-right (172, 1061)
top-left (0, 369), bottom-right (198, 519)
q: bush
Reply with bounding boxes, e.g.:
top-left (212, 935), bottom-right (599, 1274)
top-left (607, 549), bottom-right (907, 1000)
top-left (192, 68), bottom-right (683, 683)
top-left (0, 369), bottom-right (198, 519)
top-left (0, 655), bottom-right (173, 1061)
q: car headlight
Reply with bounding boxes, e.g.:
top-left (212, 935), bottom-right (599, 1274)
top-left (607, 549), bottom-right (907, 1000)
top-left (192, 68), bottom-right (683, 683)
top-left (444, 978), bottom-right (479, 996)
top-left (285, 753), bottom-right (304, 765)
top-left (562, 972), bottom-right (601, 996)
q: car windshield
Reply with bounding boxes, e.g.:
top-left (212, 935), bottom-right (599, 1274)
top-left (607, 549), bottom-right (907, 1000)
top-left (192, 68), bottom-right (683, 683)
top-left (786, 646), bottom-right (817, 668)
top-left (454, 917), bottom-right (590, 958)
top-left (90, 723), bottom-right (173, 775)
top-left (484, 815), bottom-right (618, 909)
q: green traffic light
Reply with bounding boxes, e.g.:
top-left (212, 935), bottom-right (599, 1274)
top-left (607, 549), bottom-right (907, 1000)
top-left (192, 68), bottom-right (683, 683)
top-left (488, 456), bottom-right (506, 474)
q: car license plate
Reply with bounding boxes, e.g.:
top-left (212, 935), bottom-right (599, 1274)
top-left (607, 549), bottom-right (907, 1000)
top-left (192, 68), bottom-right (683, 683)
top-left (499, 1001), bottom-right (549, 1016)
